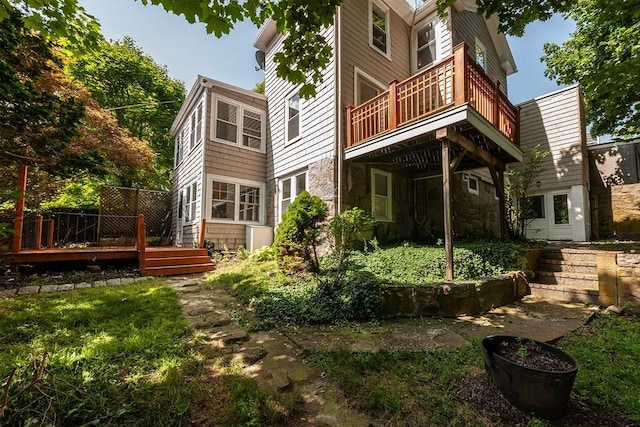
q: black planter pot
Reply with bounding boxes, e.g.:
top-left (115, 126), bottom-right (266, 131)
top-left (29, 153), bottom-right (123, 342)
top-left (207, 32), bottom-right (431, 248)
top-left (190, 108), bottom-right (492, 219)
top-left (481, 335), bottom-right (578, 420)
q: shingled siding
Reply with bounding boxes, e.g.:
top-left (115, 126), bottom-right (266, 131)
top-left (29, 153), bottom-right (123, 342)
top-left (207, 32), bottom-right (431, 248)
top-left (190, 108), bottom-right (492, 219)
top-left (451, 8), bottom-right (507, 93)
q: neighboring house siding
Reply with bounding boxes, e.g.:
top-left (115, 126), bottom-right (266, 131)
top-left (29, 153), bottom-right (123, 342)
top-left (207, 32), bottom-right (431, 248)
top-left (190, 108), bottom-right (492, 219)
top-left (451, 8), bottom-right (507, 93)
top-left (519, 86), bottom-right (586, 190)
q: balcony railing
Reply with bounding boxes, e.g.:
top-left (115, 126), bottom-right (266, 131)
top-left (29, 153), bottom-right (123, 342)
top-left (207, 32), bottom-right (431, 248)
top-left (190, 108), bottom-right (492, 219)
top-left (346, 43), bottom-right (520, 148)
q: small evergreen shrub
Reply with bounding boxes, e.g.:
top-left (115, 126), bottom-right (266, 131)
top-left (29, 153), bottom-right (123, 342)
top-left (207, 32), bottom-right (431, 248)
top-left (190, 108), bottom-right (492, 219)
top-left (273, 191), bottom-right (328, 273)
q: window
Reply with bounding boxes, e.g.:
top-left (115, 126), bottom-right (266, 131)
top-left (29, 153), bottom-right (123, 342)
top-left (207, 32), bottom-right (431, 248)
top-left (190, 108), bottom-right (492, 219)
top-left (239, 185), bottom-right (260, 222)
top-left (174, 134), bottom-right (183, 166)
top-left (553, 194), bottom-right (569, 224)
top-left (371, 169), bottom-right (392, 221)
top-left (525, 195), bottom-right (545, 219)
top-left (475, 38), bottom-right (487, 71)
top-left (183, 182), bottom-right (197, 223)
top-left (370, 0), bottom-right (389, 55)
top-left (416, 19), bottom-right (437, 70)
top-left (466, 174), bottom-right (479, 195)
top-left (211, 181), bottom-right (235, 219)
top-left (279, 171), bottom-right (307, 221)
top-left (216, 100), bottom-right (238, 143)
top-left (354, 69), bottom-right (386, 104)
top-left (285, 91), bottom-right (301, 143)
top-left (212, 96), bottom-right (265, 151)
top-left (207, 175), bottom-right (264, 223)
top-left (185, 100), bottom-right (204, 152)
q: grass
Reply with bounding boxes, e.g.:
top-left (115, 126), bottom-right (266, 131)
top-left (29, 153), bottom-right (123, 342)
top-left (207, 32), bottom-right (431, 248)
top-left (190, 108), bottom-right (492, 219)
top-left (307, 313), bottom-right (640, 426)
top-left (0, 280), bottom-right (301, 426)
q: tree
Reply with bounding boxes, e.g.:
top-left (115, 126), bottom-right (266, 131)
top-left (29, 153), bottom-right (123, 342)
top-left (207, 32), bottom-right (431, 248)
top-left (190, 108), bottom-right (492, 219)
top-left (542, 0), bottom-right (640, 137)
top-left (0, 10), bottom-right (155, 207)
top-left (505, 145), bottom-right (549, 238)
top-left (68, 37), bottom-right (185, 188)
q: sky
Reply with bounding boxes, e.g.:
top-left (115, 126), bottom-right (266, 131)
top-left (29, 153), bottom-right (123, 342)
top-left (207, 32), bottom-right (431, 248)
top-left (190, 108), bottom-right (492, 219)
top-left (78, 0), bottom-right (576, 105)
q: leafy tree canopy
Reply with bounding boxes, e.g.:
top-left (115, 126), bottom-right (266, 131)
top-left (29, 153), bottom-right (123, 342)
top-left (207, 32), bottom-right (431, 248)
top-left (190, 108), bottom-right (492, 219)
top-left (542, 0), bottom-right (640, 137)
top-left (68, 36), bottom-right (185, 188)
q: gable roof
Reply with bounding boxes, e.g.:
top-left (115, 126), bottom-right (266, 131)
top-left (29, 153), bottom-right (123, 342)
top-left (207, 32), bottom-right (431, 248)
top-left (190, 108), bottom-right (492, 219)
top-left (170, 75), bottom-right (267, 136)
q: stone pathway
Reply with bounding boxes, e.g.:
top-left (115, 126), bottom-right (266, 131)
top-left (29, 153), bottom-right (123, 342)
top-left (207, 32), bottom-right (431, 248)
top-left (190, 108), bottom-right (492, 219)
top-left (165, 274), bottom-right (599, 426)
top-left (0, 276), bottom-right (151, 298)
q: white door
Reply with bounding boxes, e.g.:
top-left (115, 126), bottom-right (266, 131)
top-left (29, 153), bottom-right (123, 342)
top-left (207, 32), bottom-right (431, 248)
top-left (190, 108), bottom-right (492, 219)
top-left (547, 191), bottom-right (572, 240)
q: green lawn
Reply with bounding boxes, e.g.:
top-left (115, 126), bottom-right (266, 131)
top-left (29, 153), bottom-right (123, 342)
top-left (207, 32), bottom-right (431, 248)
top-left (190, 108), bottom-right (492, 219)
top-left (0, 281), bottom-right (197, 425)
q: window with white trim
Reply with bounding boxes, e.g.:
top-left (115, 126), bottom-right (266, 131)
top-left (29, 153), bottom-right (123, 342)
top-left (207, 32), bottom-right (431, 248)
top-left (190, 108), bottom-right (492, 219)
top-left (466, 174), bottom-right (479, 195)
top-left (355, 69), bottom-right (386, 105)
top-left (183, 182), bottom-right (197, 223)
top-left (174, 133), bottom-right (183, 166)
top-left (285, 91), bottom-right (301, 143)
top-left (371, 168), bottom-right (392, 221)
top-left (188, 101), bottom-right (204, 151)
top-left (416, 18), bottom-right (437, 70)
top-left (475, 38), bottom-right (487, 71)
top-left (207, 175), bottom-right (264, 223)
top-left (212, 96), bottom-right (265, 151)
top-left (525, 195), bottom-right (545, 219)
top-left (279, 171), bottom-right (307, 221)
top-left (370, 0), bottom-right (389, 56)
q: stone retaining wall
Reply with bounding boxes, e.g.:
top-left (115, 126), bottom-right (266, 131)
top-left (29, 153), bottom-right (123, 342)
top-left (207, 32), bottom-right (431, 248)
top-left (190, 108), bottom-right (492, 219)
top-left (379, 272), bottom-right (530, 318)
top-left (615, 253), bottom-right (640, 312)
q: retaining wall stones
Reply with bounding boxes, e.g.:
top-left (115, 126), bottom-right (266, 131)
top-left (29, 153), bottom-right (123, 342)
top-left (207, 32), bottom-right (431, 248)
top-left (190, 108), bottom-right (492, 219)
top-left (379, 272), bottom-right (530, 318)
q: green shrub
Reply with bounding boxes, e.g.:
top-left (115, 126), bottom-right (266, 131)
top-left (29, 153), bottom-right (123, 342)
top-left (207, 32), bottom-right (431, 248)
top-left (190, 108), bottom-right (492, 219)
top-left (273, 191), bottom-right (328, 273)
top-left (252, 270), bottom-right (381, 324)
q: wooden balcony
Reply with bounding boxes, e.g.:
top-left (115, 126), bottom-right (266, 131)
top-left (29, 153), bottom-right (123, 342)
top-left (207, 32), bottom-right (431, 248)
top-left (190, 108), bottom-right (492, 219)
top-left (346, 43), bottom-right (519, 150)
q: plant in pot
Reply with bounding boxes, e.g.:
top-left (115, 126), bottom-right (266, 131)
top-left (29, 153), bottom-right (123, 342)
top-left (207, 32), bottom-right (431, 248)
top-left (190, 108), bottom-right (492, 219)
top-left (481, 335), bottom-right (579, 420)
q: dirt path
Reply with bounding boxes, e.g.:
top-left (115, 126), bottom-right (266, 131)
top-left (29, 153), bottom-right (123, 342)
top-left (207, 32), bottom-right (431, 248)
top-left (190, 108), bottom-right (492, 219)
top-left (166, 275), bottom-right (598, 426)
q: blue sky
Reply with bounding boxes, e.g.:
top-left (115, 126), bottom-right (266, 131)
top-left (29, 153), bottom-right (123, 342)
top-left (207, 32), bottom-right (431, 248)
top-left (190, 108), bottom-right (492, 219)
top-left (79, 0), bottom-right (575, 105)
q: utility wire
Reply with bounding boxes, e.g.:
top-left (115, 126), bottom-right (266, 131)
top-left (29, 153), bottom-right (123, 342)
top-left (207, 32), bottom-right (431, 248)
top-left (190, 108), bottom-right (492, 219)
top-left (105, 100), bottom-right (179, 111)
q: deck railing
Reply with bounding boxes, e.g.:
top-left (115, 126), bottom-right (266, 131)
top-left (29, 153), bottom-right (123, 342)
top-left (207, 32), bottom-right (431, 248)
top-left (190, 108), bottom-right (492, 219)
top-left (347, 43), bottom-right (520, 148)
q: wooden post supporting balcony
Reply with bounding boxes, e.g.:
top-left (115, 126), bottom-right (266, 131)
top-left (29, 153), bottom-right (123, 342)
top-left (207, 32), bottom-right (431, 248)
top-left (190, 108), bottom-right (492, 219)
top-left (453, 43), bottom-right (468, 106)
top-left (346, 105), bottom-right (353, 148)
top-left (438, 130), bottom-right (454, 281)
top-left (12, 164), bottom-right (28, 254)
top-left (199, 218), bottom-right (207, 248)
top-left (47, 219), bottom-right (54, 248)
top-left (35, 215), bottom-right (43, 250)
top-left (137, 214), bottom-right (146, 272)
top-left (388, 80), bottom-right (398, 131)
top-left (493, 80), bottom-right (501, 126)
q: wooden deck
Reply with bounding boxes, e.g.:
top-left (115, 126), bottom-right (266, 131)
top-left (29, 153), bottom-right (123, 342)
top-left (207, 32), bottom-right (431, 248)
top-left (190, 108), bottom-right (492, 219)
top-left (346, 42), bottom-right (519, 148)
top-left (4, 246), bottom-right (215, 277)
top-left (4, 247), bottom-right (138, 263)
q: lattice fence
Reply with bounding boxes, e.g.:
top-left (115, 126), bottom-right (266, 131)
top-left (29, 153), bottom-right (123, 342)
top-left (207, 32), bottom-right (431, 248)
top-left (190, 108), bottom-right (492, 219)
top-left (99, 186), bottom-right (171, 242)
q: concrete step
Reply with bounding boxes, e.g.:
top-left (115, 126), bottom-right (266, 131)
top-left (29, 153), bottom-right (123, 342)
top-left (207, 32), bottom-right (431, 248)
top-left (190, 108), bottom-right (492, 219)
top-left (142, 263), bottom-right (215, 277)
top-left (535, 271), bottom-right (599, 289)
top-left (529, 283), bottom-right (600, 305)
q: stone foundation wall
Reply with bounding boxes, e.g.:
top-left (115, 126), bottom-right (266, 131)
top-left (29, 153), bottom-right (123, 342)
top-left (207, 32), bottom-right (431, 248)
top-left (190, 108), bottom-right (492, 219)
top-left (379, 272), bottom-right (530, 318)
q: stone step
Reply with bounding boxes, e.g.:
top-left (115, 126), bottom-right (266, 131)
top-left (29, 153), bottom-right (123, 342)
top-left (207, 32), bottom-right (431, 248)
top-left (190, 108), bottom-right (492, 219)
top-left (529, 283), bottom-right (600, 305)
top-left (538, 258), bottom-right (597, 274)
top-left (539, 249), bottom-right (598, 263)
top-left (535, 271), bottom-right (599, 289)
top-left (142, 263), bottom-right (215, 276)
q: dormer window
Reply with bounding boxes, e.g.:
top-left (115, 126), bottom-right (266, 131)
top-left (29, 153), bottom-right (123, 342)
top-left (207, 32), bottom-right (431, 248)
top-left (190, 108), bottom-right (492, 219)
top-left (370, 0), bottom-right (390, 56)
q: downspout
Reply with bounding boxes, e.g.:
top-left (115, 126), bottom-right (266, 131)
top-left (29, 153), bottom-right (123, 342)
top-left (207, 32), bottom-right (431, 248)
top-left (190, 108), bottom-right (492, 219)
top-left (335, 5), bottom-right (343, 215)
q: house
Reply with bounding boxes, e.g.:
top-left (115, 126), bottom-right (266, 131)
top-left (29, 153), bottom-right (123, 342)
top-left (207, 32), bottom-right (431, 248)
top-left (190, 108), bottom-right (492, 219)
top-left (171, 0), bottom-right (597, 253)
top-left (588, 138), bottom-right (640, 240)
top-left (170, 77), bottom-right (270, 250)
top-left (517, 85), bottom-right (591, 241)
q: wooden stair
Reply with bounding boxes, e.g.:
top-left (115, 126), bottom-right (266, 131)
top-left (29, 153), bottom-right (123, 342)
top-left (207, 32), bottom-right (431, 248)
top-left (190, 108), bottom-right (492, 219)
top-left (141, 247), bottom-right (214, 276)
top-left (529, 247), bottom-right (600, 304)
